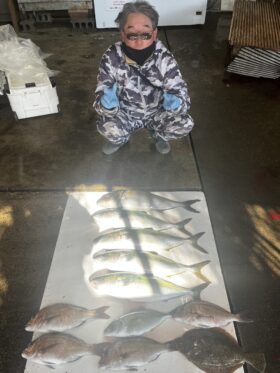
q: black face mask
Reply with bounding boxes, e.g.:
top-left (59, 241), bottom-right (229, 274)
top-left (121, 42), bottom-right (155, 66)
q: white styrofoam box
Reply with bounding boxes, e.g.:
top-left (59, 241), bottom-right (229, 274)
top-left (17, 0), bottom-right (93, 11)
top-left (5, 74), bottom-right (59, 120)
top-left (94, 0), bottom-right (207, 28)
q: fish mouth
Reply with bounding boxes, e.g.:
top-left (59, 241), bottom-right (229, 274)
top-left (21, 351), bottom-right (29, 359)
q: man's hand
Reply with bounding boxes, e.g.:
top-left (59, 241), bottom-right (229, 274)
top-left (101, 83), bottom-right (119, 109)
top-left (163, 92), bottom-right (181, 111)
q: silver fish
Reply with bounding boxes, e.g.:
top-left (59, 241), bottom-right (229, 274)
top-left (25, 303), bottom-right (110, 332)
top-left (92, 250), bottom-right (210, 286)
top-left (171, 299), bottom-right (253, 328)
top-left (89, 271), bottom-right (209, 302)
top-left (22, 332), bottom-right (106, 368)
top-left (104, 309), bottom-right (171, 337)
top-left (170, 328), bottom-right (266, 373)
top-left (98, 336), bottom-right (171, 370)
top-left (91, 209), bottom-right (191, 232)
top-left (92, 228), bottom-right (207, 254)
top-left (96, 190), bottom-right (200, 212)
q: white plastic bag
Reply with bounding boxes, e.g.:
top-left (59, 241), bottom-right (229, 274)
top-left (0, 24), bottom-right (59, 86)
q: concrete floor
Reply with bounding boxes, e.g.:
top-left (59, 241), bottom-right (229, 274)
top-left (0, 12), bottom-right (279, 373)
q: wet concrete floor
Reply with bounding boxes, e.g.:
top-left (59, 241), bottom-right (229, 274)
top-left (0, 12), bottom-right (279, 373)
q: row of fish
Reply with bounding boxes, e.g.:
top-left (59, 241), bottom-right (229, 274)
top-left (22, 322), bottom-right (265, 372)
top-left (25, 300), bottom-right (252, 335)
top-left (89, 192), bottom-right (209, 302)
top-left (22, 191), bottom-right (265, 372)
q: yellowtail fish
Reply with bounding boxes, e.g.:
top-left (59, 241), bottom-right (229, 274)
top-left (89, 271), bottom-right (209, 302)
top-left (91, 209), bottom-right (191, 232)
top-left (96, 190), bottom-right (200, 212)
top-left (92, 250), bottom-right (210, 286)
top-left (92, 228), bottom-right (207, 254)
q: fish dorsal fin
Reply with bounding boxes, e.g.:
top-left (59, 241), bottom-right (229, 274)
top-left (43, 362), bottom-right (55, 369)
top-left (149, 251), bottom-right (159, 256)
top-left (203, 366), bottom-right (243, 373)
top-left (89, 269), bottom-right (116, 280)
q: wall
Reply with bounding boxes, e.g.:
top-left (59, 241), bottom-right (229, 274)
top-left (0, 0), bottom-right (11, 22)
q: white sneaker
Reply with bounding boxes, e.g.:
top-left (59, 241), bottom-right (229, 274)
top-left (102, 141), bottom-right (123, 155)
top-left (155, 139), bottom-right (171, 154)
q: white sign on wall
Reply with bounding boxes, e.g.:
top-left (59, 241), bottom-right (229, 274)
top-left (106, 0), bottom-right (127, 11)
top-left (95, 0), bottom-right (208, 28)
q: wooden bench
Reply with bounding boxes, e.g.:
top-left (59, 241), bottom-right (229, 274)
top-left (225, 0), bottom-right (280, 79)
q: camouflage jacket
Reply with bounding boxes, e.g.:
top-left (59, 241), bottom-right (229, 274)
top-left (94, 40), bottom-right (191, 118)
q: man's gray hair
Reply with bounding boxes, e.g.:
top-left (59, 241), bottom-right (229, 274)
top-left (115, 1), bottom-right (159, 30)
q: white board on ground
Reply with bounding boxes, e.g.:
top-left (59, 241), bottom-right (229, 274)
top-left (24, 191), bottom-right (244, 373)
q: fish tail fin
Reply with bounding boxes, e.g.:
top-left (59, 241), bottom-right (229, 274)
top-left (235, 311), bottom-right (254, 323)
top-left (187, 260), bottom-right (210, 283)
top-left (91, 305), bottom-right (110, 319)
top-left (191, 282), bottom-right (210, 299)
top-left (185, 232), bottom-right (208, 254)
top-left (91, 342), bottom-right (110, 357)
top-left (176, 218), bottom-right (192, 233)
top-left (245, 352), bottom-right (266, 373)
top-left (182, 199), bottom-right (200, 213)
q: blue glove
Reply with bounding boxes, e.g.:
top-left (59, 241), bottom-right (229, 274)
top-left (163, 92), bottom-right (181, 111)
top-left (101, 83), bottom-right (119, 109)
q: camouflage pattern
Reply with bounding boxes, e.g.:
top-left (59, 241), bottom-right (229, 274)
top-left (94, 40), bottom-right (194, 144)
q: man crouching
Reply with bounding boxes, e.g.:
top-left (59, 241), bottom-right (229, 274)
top-left (93, 1), bottom-right (194, 155)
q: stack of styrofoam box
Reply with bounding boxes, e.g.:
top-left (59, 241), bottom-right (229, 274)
top-left (0, 70), bottom-right (5, 95)
top-left (5, 71), bottom-right (59, 120)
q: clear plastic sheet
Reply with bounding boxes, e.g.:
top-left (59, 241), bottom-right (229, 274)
top-left (0, 24), bottom-right (59, 89)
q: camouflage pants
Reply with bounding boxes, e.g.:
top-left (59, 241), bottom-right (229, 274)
top-left (96, 108), bottom-right (194, 145)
